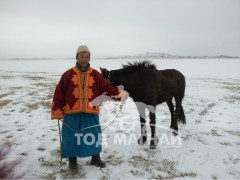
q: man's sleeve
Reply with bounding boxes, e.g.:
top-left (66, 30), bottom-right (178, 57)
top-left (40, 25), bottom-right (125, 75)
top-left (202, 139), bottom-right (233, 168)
top-left (51, 74), bottom-right (67, 119)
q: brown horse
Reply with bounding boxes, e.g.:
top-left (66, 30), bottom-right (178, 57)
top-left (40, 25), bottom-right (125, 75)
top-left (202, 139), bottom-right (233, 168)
top-left (100, 60), bottom-right (186, 149)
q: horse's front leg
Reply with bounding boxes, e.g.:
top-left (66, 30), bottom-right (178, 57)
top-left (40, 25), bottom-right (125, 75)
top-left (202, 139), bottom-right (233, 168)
top-left (138, 116), bottom-right (147, 145)
top-left (136, 103), bottom-right (147, 145)
top-left (149, 110), bottom-right (158, 149)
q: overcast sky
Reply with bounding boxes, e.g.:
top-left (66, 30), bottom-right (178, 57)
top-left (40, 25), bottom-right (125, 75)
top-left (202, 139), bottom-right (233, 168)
top-left (0, 0), bottom-right (239, 58)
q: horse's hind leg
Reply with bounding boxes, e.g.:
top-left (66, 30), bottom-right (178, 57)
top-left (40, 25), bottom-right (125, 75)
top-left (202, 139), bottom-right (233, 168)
top-left (166, 99), bottom-right (174, 129)
top-left (136, 103), bottom-right (147, 145)
top-left (149, 108), bottom-right (158, 149)
top-left (172, 98), bottom-right (182, 135)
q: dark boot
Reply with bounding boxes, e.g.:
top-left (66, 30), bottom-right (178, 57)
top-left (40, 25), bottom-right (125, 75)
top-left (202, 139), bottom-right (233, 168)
top-left (69, 157), bottom-right (78, 172)
top-left (90, 154), bottom-right (106, 168)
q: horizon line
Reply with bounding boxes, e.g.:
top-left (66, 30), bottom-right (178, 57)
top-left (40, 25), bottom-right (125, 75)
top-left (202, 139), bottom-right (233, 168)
top-left (0, 53), bottom-right (240, 60)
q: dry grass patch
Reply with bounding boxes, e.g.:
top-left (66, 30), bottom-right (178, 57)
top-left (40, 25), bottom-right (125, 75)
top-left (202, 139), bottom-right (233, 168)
top-left (0, 100), bottom-right (12, 107)
top-left (33, 82), bottom-right (56, 88)
top-left (24, 76), bottom-right (46, 81)
top-left (40, 101), bottom-right (51, 109)
top-left (199, 103), bottom-right (216, 116)
top-left (222, 95), bottom-right (240, 103)
top-left (0, 75), bottom-right (14, 79)
top-left (10, 87), bottom-right (23, 90)
top-left (24, 102), bottom-right (39, 110)
top-left (0, 93), bottom-right (13, 99)
top-left (28, 90), bottom-right (40, 96)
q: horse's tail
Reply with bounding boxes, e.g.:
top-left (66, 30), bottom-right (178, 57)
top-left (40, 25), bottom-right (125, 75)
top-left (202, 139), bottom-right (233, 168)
top-left (179, 71), bottom-right (186, 124)
top-left (178, 105), bottom-right (186, 124)
top-left (177, 73), bottom-right (186, 124)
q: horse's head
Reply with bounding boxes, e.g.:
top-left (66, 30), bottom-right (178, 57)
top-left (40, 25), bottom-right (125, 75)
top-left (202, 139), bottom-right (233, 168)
top-left (100, 67), bottom-right (110, 80)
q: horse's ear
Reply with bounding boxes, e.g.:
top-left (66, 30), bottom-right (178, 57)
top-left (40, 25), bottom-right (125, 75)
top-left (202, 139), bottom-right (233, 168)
top-left (100, 67), bottom-right (103, 73)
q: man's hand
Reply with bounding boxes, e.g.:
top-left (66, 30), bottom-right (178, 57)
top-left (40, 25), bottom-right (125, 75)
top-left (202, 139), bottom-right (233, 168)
top-left (118, 90), bottom-right (129, 102)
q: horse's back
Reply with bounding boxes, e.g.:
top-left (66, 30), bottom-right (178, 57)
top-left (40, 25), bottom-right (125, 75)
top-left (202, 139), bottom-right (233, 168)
top-left (156, 69), bottom-right (185, 85)
top-left (155, 69), bottom-right (185, 102)
top-left (157, 69), bottom-right (184, 79)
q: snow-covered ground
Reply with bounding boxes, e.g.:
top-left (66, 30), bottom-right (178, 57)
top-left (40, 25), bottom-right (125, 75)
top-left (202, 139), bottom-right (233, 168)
top-left (0, 59), bottom-right (240, 179)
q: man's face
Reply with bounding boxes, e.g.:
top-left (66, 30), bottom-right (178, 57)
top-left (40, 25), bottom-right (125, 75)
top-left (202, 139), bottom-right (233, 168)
top-left (76, 52), bottom-right (90, 69)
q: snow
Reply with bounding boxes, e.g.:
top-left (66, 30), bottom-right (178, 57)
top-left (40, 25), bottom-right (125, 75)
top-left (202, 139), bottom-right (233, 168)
top-left (0, 58), bottom-right (240, 179)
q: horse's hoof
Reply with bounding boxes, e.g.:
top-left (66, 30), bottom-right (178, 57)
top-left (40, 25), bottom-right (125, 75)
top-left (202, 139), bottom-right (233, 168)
top-left (137, 136), bottom-right (147, 145)
top-left (150, 137), bottom-right (158, 149)
top-left (172, 130), bottom-right (178, 136)
top-left (170, 126), bottom-right (178, 135)
top-left (150, 144), bottom-right (157, 149)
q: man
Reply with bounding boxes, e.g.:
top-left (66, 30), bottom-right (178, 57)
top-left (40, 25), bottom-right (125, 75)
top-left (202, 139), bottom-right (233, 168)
top-left (51, 45), bottom-right (127, 171)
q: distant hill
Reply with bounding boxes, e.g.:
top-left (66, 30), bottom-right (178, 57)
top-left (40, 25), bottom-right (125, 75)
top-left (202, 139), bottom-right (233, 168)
top-left (1, 53), bottom-right (239, 60)
top-left (106, 52), bottom-right (240, 59)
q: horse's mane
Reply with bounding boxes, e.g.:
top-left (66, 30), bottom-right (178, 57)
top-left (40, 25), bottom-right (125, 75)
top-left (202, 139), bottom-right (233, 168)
top-left (122, 60), bottom-right (156, 72)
